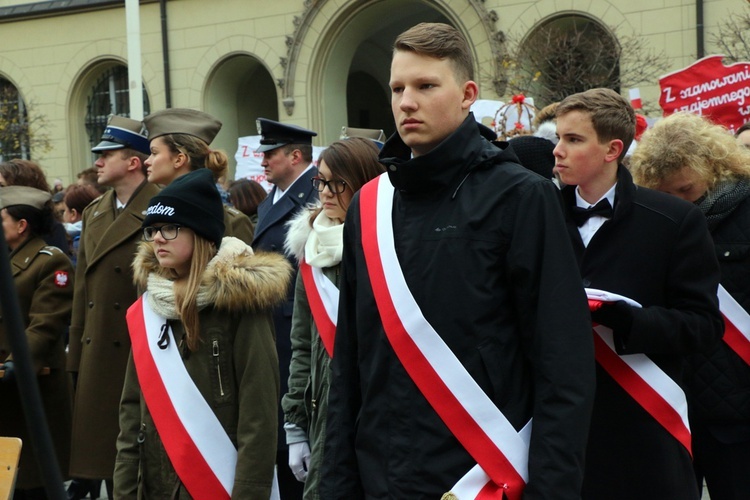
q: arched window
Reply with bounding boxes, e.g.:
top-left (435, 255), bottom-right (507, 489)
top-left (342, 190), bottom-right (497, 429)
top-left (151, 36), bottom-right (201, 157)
top-left (0, 78), bottom-right (30, 161)
top-left (85, 65), bottom-right (150, 152)
top-left (518, 16), bottom-right (620, 107)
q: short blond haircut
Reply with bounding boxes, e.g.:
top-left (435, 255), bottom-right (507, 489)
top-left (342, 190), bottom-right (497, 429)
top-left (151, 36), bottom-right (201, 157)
top-left (631, 112), bottom-right (750, 190)
top-left (556, 88), bottom-right (635, 160)
top-left (394, 22), bottom-right (474, 83)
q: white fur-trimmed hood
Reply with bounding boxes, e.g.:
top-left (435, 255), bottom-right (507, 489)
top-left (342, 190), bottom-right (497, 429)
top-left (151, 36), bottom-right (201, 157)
top-left (133, 236), bottom-right (292, 312)
top-left (284, 205), bottom-right (317, 263)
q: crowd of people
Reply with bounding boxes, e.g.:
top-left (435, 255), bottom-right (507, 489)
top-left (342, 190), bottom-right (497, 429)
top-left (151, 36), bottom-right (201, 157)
top-left (0, 20), bottom-right (748, 500)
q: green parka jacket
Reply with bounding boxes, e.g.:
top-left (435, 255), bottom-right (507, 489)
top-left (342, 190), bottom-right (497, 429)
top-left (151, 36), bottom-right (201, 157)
top-left (281, 207), bottom-right (341, 500)
top-left (114, 237), bottom-right (292, 499)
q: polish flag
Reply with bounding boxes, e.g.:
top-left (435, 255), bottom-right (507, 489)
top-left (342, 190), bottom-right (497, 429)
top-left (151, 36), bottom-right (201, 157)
top-left (629, 88), bottom-right (642, 109)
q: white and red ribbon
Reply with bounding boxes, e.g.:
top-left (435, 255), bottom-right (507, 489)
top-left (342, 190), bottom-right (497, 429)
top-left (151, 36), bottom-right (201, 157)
top-left (299, 260), bottom-right (338, 357)
top-left (360, 174), bottom-right (530, 500)
top-left (717, 284), bottom-right (750, 366)
top-left (585, 288), bottom-right (692, 456)
top-left (127, 295), bottom-right (236, 499)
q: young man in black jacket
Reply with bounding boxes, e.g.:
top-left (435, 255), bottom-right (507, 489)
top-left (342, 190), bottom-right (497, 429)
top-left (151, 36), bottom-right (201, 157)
top-left (320, 22), bottom-right (596, 499)
top-left (553, 88), bottom-right (723, 499)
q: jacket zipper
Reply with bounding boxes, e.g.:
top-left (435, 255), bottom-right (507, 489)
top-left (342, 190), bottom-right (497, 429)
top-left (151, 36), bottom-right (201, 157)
top-left (212, 340), bottom-right (224, 396)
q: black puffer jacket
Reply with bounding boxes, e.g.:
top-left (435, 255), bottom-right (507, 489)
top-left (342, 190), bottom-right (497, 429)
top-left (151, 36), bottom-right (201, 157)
top-left (687, 192), bottom-right (750, 425)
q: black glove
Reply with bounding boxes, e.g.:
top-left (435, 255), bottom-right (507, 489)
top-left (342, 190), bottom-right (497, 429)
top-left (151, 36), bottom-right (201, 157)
top-left (1, 360), bottom-right (15, 383)
top-left (591, 300), bottom-right (634, 352)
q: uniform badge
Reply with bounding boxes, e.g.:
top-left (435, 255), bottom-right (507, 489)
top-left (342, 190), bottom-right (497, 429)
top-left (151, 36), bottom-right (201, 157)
top-left (54, 271), bottom-right (69, 288)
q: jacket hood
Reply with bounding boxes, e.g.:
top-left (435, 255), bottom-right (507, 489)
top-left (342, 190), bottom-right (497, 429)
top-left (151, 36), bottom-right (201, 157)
top-left (379, 114), bottom-right (517, 195)
top-left (284, 205), bottom-right (317, 263)
top-left (133, 236), bottom-right (292, 312)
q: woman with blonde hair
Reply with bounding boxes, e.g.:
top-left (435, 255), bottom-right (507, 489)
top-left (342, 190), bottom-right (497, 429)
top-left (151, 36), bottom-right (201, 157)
top-left (281, 138), bottom-right (384, 498)
top-left (631, 111), bottom-right (750, 500)
top-left (114, 168), bottom-right (292, 498)
top-left (143, 108), bottom-right (254, 242)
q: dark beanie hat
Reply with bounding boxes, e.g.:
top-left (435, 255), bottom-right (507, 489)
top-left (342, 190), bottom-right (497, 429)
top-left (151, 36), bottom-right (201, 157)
top-left (508, 135), bottom-right (556, 179)
top-left (143, 169), bottom-right (225, 247)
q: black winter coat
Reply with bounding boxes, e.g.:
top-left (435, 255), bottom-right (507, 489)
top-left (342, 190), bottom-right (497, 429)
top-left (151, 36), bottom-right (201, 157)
top-left (686, 192), bottom-right (750, 430)
top-left (560, 166), bottom-right (723, 500)
top-left (320, 116), bottom-right (596, 499)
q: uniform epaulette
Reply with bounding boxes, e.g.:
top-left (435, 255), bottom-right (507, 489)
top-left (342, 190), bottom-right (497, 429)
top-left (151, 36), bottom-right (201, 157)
top-left (227, 207), bottom-right (240, 215)
top-left (40, 246), bottom-right (62, 256)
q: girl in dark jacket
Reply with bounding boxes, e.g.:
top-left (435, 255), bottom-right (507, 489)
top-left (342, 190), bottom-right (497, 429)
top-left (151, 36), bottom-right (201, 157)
top-left (114, 169), bottom-right (292, 498)
top-left (281, 138), bottom-right (383, 499)
top-left (632, 111), bottom-right (750, 500)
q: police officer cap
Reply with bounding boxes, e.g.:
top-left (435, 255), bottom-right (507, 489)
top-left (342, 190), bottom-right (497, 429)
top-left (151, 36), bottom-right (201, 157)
top-left (92, 115), bottom-right (150, 155)
top-left (144, 108), bottom-right (223, 145)
top-left (256, 118), bottom-right (317, 153)
top-left (0, 186), bottom-right (51, 210)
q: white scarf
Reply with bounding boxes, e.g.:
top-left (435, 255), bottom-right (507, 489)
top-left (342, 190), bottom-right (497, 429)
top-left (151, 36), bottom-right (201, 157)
top-left (144, 237), bottom-right (250, 319)
top-left (304, 211), bottom-right (344, 268)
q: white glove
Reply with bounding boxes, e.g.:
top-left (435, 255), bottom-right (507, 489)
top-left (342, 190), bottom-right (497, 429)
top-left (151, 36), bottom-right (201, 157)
top-left (288, 441), bottom-right (311, 482)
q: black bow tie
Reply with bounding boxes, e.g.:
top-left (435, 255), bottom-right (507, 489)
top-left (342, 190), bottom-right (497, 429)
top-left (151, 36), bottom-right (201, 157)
top-left (571, 199), bottom-right (613, 227)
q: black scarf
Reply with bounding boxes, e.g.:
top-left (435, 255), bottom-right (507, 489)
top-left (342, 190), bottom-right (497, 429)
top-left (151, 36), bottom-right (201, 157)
top-left (697, 178), bottom-right (750, 231)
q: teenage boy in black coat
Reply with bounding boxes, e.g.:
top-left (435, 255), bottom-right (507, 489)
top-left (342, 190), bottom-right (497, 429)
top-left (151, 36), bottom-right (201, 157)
top-left (553, 88), bottom-right (724, 500)
top-left (321, 22), bottom-right (595, 500)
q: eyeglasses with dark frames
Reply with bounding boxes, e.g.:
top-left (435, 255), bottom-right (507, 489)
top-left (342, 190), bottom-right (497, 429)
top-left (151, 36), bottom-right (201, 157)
top-left (143, 224), bottom-right (182, 241)
top-left (311, 176), bottom-right (348, 194)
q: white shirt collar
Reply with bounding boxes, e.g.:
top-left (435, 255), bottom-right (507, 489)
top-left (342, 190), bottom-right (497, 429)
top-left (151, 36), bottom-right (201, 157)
top-left (273, 164), bottom-right (314, 204)
top-left (575, 182), bottom-right (617, 209)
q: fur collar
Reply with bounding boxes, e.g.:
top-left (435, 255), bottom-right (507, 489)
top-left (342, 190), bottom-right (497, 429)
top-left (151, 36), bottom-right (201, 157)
top-left (132, 236), bottom-right (292, 314)
top-left (284, 205), bottom-right (316, 263)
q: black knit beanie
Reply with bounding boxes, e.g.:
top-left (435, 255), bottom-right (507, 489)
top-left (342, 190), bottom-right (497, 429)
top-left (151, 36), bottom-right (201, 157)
top-left (143, 169), bottom-right (225, 247)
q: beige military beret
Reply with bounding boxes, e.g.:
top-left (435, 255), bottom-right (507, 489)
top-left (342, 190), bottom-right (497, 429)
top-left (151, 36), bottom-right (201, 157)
top-left (144, 108), bottom-right (222, 145)
top-left (0, 186), bottom-right (51, 210)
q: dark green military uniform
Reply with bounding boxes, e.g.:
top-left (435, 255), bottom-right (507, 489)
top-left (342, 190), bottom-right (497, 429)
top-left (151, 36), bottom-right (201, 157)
top-left (0, 236), bottom-right (74, 489)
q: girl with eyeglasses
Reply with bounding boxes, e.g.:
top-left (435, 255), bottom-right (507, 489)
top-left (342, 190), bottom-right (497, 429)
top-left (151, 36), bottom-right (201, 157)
top-left (114, 169), bottom-right (292, 498)
top-left (281, 138), bottom-right (384, 498)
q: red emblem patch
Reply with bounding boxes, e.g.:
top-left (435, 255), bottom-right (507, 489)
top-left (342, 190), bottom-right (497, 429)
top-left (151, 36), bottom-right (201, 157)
top-left (54, 271), bottom-right (69, 288)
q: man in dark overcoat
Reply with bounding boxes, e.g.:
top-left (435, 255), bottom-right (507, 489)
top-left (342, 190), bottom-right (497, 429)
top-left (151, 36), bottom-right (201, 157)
top-left (252, 118), bottom-right (318, 499)
top-left (552, 88), bottom-right (724, 499)
top-left (66, 116), bottom-right (160, 496)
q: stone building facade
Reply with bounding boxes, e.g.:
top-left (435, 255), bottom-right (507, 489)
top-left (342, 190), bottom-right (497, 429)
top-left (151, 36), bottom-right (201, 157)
top-left (0, 0), bottom-right (742, 181)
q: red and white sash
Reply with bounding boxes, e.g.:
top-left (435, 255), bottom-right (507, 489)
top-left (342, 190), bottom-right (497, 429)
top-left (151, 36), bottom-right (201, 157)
top-left (126, 295), bottom-right (236, 499)
top-left (359, 174), bottom-right (530, 500)
top-left (299, 260), bottom-right (338, 357)
top-left (585, 289), bottom-right (692, 455)
top-left (717, 284), bottom-right (750, 366)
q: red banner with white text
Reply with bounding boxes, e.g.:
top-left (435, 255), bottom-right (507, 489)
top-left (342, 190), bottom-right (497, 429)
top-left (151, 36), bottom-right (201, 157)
top-left (659, 55), bottom-right (750, 132)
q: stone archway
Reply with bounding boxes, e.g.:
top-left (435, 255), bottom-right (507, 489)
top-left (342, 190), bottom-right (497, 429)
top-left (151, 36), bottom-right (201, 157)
top-left (203, 53), bottom-right (277, 178)
top-left (68, 59), bottom-right (152, 172)
top-left (285, 0), bottom-right (502, 146)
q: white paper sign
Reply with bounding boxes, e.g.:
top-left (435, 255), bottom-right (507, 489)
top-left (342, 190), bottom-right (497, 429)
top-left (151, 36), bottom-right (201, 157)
top-left (234, 136), bottom-right (327, 192)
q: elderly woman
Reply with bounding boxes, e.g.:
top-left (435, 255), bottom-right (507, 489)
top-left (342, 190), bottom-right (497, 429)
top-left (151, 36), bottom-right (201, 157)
top-left (631, 111), bottom-right (750, 500)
